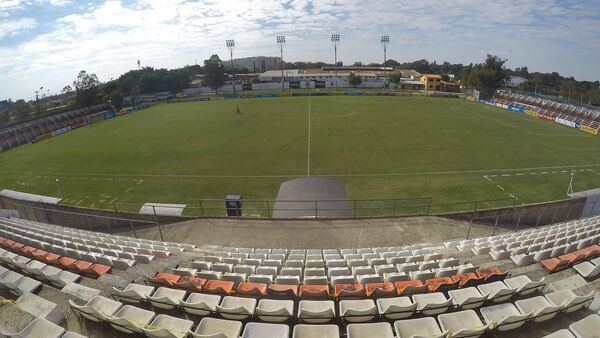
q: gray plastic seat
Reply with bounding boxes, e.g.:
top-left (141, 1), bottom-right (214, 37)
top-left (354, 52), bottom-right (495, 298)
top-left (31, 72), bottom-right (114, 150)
top-left (102, 304), bottom-right (156, 334)
top-left (147, 287), bottom-right (187, 309)
top-left (438, 309), bottom-right (489, 338)
top-left (11, 318), bottom-right (66, 338)
top-left (545, 290), bottom-right (595, 313)
top-left (298, 300), bottom-right (335, 323)
top-left (376, 296), bottom-right (416, 320)
top-left (542, 329), bottom-right (576, 338)
top-left (217, 296), bottom-right (257, 320)
top-left (504, 275), bottom-right (545, 295)
top-left (256, 299), bottom-right (294, 323)
top-left (412, 292), bottom-right (452, 315)
top-left (448, 287), bottom-right (487, 309)
top-left (515, 296), bottom-right (561, 322)
top-left (339, 299), bottom-right (377, 323)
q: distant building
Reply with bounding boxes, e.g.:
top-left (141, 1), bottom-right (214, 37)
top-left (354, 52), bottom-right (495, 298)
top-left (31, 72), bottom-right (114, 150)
top-left (258, 66), bottom-right (394, 88)
top-left (420, 74), bottom-right (442, 91)
top-left (440, 80), bottom-right (461, 92)
top-left (233, 56), bottom-right (281, 72)
top-left (506, 75), bottom-right (527, 88)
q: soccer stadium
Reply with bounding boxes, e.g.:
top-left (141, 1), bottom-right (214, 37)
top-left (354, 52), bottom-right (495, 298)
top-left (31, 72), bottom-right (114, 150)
top-left (0, 1), bottom-right (600, 338)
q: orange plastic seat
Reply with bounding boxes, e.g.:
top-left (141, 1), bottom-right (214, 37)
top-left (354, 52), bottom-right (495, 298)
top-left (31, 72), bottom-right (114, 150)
top-left (334, 283), bottom-right (365, 298)
top-left (8, 241), bottom-right (24, 250)
top-left (541, 257), bottom-right (569, 272)
top-left (204, 280), bottom-right (235, 295)
top-left (57, 257), bottom-right (77, 269)
top-left (583, 245), bottom-right (600, 259)
top-left (452, 273), bottom-right (483, 288)
top-left (83, 264), bottom-right (111, 278)
top-left (299, 285), bottom-right (330, 299)
top-left (476, 266), bottom-right (508, 282)
top-left (365, 282), bottom-right (396, 297)
top-left (45, 253), bottom-right (63, 265)
top-left (19, 246), bottom-right (37, 257)
top-left (174, 277), bottom-right (206, 292)
top-left (147, 272), bottom-right (182, 287)
top-left (426, 277), bottom-right (459, 293)
top-left (394, 280), bottom-right (427, 296)
top-left (268, 284), bottom-right (298, 298)
top-left (31, 249), bottom-right (49, 261)
top-left (71, 260), bottom-right (93, 272)
top-left (559, 252), bottom-right (586, 266)
top-left (237, 282), bottom-right (268, 297)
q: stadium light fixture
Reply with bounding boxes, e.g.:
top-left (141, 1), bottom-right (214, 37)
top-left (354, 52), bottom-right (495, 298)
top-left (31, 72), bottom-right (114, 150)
top-left (331, 34), bottom-right (340, 89)
top-left (226, 39), bottom-right (236, 94)
top-left (277, 35), bottom-right (286, 91)
top-left (381, 35), bottom-right (390, 90)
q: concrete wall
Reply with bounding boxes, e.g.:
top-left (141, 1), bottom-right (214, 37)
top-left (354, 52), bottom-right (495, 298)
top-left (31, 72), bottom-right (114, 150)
top-left (0, 196), bottom-right (187, 234)
top-left (441, 197), bottom-right (587, 231)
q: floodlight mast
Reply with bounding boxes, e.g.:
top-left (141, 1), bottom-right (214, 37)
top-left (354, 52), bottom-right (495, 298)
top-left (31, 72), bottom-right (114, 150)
top-left (381, 35), bottom-right (390, 90)
top-left (331, 34), bottom-right (340, 89)
top-left (226, 39), bottom-right (236, 94)
top-left (277, 35), bottom-right (286, 91)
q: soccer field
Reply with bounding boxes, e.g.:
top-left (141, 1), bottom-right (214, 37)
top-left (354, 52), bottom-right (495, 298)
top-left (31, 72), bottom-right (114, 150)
top-left (1, 95), bottom-right (599, 216)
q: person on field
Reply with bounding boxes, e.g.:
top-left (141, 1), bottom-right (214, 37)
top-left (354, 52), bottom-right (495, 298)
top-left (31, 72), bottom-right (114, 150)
top-left (236, 104), bottom-right (241, 114)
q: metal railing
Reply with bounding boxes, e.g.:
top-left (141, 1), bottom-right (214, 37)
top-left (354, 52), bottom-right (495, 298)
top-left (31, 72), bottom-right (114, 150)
top-left (112, 196), bottom-right (517, 219)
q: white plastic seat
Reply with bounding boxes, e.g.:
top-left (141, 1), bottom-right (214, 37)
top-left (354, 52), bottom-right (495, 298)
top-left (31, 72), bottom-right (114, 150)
top-left (347, 322), bottom-right (394, 338)
top-left (248, 274), bottom-right (273, 285)
top-left (8, 318), bottom-right (65, 338)
top-left (544, 290), bottom-right (595, 313)
top-left (113, 283), bottom-right (155, 303)
top-left (510, 253), bottom-right (534, 266)
top-left (542, 329), bottom-right (577, 338)
top-left (102, 304), bottom-right (156, 334)
top-left (142, 314), bottom-right (194, 338)
top-left (339, 299), bottom-right (377, 323)
top-left (241, 322), bottom-right (289, 338)
top-left (573, 261), bottom-right (600, 278)
top-left (394, 317), bottom-right (448, 338)
top-left (477, 281), bottom-right (516, 303)
top-left (298, 300), bottom-right (335, 323)
top-left (275, 275), bottom-right (300, 285)
top-left (438, 309), bottom-right (489, 338)
top-left (515, 296), bottom-right (562, 322)
top-left (569, 314), bottom-right (600, 338)
top-left (480, 303), bottom-right (529, 331)
top-left (504, 275), bottom-right (545, 295)
top-left (256, 299), bottom-right (294, 323)
top-left (292, 324), bottom-right (339, 338)
top-left (189, 317), bottom-right (242, 338)
top-left (448, 287), bottom-right (488, 309)
top-left (217, 296), bottom-right (257, 320)
top-left (376, 296), bottom-right (416, 320)
top-left (180, 292), bottom-right (221, 316)
top-left (147, 287), bottom-right (187, 309)
top-left (69, 295), bottom-right (123, 322)
top-left (222, 272), bottom-right (247, 286)
top-left (412, 292), bottom-right (452, 315)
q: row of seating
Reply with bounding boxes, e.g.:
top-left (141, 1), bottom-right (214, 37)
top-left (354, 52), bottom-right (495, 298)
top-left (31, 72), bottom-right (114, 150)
top-left (72, 287), bottom-right (596, 338)
top-left (142, 265), bottom-right (508, 299)
top-left (541, 244), bottom-right (600, 272)
top-left (573, 256), bottom-right (600, 278)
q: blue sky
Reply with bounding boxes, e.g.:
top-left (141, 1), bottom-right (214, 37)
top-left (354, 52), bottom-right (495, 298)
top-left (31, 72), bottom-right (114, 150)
top-left (1, 0), bottom-right (599, 100)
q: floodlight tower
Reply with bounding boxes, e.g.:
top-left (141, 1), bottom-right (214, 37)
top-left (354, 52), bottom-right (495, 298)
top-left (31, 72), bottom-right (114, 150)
top-left (226, 39), bottom-right (236, 94)
top-left (277, 35), bottom-right (286, 91)
top-left (381, 35), bottom-right (390, 90)
top-left (331, 34), bottom-right (340, 89)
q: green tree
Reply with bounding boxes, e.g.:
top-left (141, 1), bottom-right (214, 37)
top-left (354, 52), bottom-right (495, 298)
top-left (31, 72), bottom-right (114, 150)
top-left (0, 111), bottom-right (9, 127)
top-left (73, 70), bottom-right (101, 107)
top-left (389, 71), bottom-right (402, 85)
top-left (204, 55), bottom-right (226, 94)
top-left (348, 72), bottom-right (362, 87)
top-left (109, 91), bottom-right (124, 110)
top-left (12, 100), bottom-right (33, 120)
top-left (467, 55), bottom-right (508, 99)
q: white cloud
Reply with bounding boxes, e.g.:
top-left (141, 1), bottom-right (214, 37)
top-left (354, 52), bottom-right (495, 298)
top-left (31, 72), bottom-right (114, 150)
top-left (0, 0), bottom-right (599, 100)
top-left (0, 17), bottom-right (35, 38)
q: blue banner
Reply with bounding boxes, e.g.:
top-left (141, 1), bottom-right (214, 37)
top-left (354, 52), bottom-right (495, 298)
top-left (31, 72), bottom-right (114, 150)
top-left (256, 93), bottom-right (279, 98)
top-left (344, 92), bottom-right (363, 96)
top-left (377, 92), bottom-right (396, 96)
top-left (507, 105), bottom-right (524, 113)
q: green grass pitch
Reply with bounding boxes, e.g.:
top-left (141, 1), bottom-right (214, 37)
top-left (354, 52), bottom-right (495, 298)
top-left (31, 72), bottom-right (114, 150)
top-left (1, 95), bottom-right (599, 216)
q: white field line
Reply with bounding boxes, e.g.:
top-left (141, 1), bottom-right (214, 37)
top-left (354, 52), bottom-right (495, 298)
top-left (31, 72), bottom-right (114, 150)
top-left (1, 164), bottom-right (600, 179)
top-left (307, 94), bottom-right (311, 176)
top-left (108, 179), bottom-right (143, 204)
